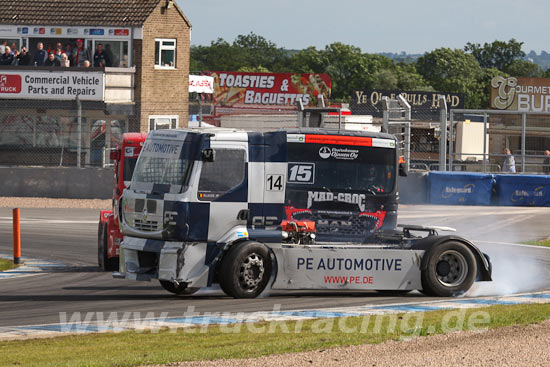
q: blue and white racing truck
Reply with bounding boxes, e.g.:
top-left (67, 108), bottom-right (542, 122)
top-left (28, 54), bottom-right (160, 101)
top-left (117, 128), bottom-right (491, 297)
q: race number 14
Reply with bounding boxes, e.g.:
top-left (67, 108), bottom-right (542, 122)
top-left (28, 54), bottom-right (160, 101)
top-left (266, 174), bottom-right (284, 191)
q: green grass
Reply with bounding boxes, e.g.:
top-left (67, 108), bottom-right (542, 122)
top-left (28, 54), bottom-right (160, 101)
top-left (1, 303), bottom-right (550, 367)
top-left (0, 258), bottom-right (18, 272)
top-left (524, 238), bottom-right (550, 247)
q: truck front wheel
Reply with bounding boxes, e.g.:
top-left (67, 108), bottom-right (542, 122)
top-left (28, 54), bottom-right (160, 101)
top-left (421, 241), bottom-right (477, 297)
top-left (219, 241), bottom-right (272, 298)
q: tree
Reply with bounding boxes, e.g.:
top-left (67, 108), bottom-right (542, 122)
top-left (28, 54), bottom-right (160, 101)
top-left (417, 48), bottom-right (484, 108)
top-left (464, 39), bottom-right (525, 71)
top-left (505, 59), bottom-right (542, 77)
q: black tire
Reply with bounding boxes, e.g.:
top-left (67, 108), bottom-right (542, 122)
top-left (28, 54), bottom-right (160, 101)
top-left (159, 280), bottom-right (200, 295)
top-left (98, 222), bottom-right (119, 271)
top-left (98, 222), bottom-right (107, 270)
top-left (421, 241), bottom-right (477, 297)
top-left (218, 241), bottom-right (272, 298)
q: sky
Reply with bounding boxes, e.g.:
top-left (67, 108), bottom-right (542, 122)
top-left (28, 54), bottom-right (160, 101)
top-left (177, 0), bottom-right (549, 54)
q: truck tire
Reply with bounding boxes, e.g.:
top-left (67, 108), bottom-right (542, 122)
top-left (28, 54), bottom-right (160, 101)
top-left (421, 241), bottom-right (477, 297)
top-left (98, 223), bottom-right (119, 271)
top-left (98, 222), bottom-right (107, 270)
top-left (218, 241), bottom-right (272, 298)
top-left (159, 280), bottom-right (199, 295)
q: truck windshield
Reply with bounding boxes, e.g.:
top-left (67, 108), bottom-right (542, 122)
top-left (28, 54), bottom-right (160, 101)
top-left (131, 138), bottom-right (192, 192)
top-left (287, 141), bottom-right (396, 194)
top-left (123, 158), bottom-right (137, 182)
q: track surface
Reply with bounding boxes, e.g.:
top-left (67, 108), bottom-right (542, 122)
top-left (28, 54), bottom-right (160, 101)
top-left (0, 205), bottom-right (549, 328)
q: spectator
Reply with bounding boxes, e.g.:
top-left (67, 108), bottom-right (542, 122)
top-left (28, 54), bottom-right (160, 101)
top-left (9, 42), bottom-right (17, 55)
top-left (33, 42), bottom-right (47, 66)
top-left (65, 43), bottom-right (73, 64)
top-left (0, 46), bottom-right (14, 65)
top-left (44, 52), bottom-right (60, 67)
top-left (54, 42), bottom-right (64, 61)
top-left (503, 148), bottom-right (516, 173)
top-left (544, 150), bottom-right (550, 174)
top-left (73, 39), bottom-right (90, 67)
top-left (15, 47), bottom-right (31, 66)
top-left (93, 43), bottom-right (111, 67)
top-left (83, 60), bottom-right (91, 68)
top-left (0, 41), bottom-right (6, 54)
top-left (60, 53), bottom-right (70, 67)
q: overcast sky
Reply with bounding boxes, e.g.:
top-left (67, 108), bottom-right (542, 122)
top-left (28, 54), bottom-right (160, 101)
top-left (177, 0), bottom-right (548, 54)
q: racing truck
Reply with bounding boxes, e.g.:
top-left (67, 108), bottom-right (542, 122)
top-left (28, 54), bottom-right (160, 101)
top-left (98, 132), bottom-right (147, 271)
top-left (116, 128), bottom-right (492, 297)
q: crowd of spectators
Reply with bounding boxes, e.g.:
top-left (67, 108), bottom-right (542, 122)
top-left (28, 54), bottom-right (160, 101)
top-left (0, 39), bottom-right (112, 67)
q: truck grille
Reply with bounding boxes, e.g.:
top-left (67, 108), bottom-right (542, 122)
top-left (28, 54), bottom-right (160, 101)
top-left (313, 214), bottom-right (378, 238)
top-left (133, 219), bottom-right (160, 232)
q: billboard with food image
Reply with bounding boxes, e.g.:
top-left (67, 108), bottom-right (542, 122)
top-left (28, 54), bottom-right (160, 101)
top-left (205, 71), bottom-right (331, 113)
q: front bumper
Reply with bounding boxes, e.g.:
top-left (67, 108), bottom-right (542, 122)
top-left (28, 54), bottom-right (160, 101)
top-left (118, 236), bottom-right (210, 287)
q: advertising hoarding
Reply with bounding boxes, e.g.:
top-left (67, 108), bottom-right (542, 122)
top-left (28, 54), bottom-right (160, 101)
top-left (490, 76), bottom-right (550, 112)
top-left (0, 70), bottom-right (104, 101)
top-left (350, 89), bottom-right (464, 120)
top-left (205, 71), bottom-right (331, 114)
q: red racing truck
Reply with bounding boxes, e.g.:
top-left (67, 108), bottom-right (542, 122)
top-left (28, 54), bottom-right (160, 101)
top-left (98, 132), bottom-right (147, 270)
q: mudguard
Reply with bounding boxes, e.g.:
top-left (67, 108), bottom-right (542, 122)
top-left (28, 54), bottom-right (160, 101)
top-left (410, 235), bottom-right (492, 281)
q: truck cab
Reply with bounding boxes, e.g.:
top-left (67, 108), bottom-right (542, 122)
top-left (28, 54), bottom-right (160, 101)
top-left (117, 128), bottom-right (491, 297)
top-left (98, 132), bottom-right (147, 271)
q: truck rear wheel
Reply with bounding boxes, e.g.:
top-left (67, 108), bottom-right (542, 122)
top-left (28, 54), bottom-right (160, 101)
top-left (421, 241), bottom-right (477, 297)
top-left (159, 280), bottom-right (199, 295)
top-left (218, 241), bottom-right (272, 298)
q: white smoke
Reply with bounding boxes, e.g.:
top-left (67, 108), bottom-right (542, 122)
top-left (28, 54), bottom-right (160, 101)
top-left (466, 241), bottom-right (550, 296)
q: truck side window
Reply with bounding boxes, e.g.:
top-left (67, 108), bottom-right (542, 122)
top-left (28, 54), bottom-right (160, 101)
top-left (198, 149), bottom-right (246, 201)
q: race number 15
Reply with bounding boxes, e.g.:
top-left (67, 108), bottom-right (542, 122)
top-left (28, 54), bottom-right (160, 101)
top-left (288, 163), bottom-right (315, 184)
top-left (266, 174), bottom-right (284, 191)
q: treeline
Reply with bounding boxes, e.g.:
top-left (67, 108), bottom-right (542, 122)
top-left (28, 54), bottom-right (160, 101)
top-left (191, 34), bottom-right (549, 108)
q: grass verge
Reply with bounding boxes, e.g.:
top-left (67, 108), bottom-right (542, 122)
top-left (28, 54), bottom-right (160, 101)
top-left (1, 303), bottom-right (550, 367)
top-left (0, 258), bottom-right (18, 272)
top-left (524, 238), bottom-right (550, 247)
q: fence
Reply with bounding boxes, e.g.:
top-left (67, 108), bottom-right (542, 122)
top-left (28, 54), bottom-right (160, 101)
top-left (448, 110), bottom-right (550, 174)
top-left (0, 99), bottom-right (128, 168)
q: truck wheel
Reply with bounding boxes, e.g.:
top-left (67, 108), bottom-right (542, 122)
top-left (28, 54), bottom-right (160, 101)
top-left (98, 222), bottom-right (107, 270)
top-left (219, 241), bottom-right (272, 298)
top-left (421, 241), bottom-right (477, 297)
top-left (159, 280), bottom-right (199, 295)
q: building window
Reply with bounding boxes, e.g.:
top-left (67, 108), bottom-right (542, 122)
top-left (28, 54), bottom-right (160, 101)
top-left (155, 39), bottom-right (176, 69)
top-left (148, 115), bottom-right (178, 131)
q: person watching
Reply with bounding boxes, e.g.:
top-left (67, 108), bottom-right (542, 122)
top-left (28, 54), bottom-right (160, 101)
top-left (82, 60), bottom-right (91, 68)
top-left (15, 47), bottom-right (31, 66)
top-left (33, 42), bottom-right (47, 66)
top-left (0, 46), bottom-right (14, 65)
top-left (60, 53), bottom-right (70, 67)
top-left (44, 52), bottom-right (61, 67)
top-left (73, 39), bottom-right (90, 67)
top-left (93, 43), bottom-right (111, 67)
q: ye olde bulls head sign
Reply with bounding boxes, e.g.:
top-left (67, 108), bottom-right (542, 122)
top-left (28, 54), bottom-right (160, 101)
top-left (350, 89), bottom-right (464, 120)
top-left (490, 76), bottom-right (550, 112)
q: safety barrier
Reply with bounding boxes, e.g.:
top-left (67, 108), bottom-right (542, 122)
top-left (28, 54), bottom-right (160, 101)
top-left (428, 172), bottom-right (550, 206)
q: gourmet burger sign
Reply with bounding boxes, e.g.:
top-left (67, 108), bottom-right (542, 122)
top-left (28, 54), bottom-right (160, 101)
top-left (0, 70), bottom-right (104, 101)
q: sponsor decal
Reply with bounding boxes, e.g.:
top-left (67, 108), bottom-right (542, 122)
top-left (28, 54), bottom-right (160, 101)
top-left (89, 28), bottom-right (104, 35)
top-left (141, 140), bottom-right (181, 158)
top-left (124, 147), bottom-right (135, 156)
top-left (307, 191), bottom-right (366, 211)
top-left (0, 74), bottom-right (22, 94)
top-left (67, 28), bottom-right (78, 35)
top-left (318, 146), bottom-right (359, 160)
top-left (296, 257), bottom-right (402, 271)
top-left (511, 186), bottom-right (544, 202)
top-left (490, 76), bottom-right (550, 112)
top-left (189, 75), bottom-right (214, 94)
top-left (114, 29), bottom-right (129, 36)
top-left (442, 184), bottom-right (475, 198)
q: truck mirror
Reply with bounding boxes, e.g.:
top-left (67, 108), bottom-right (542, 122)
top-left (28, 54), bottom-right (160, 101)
top-left (399, 163), bottom-right (408, 177)
top-left (110, 149), bottom-right (120, 161)
top-left (201, 148), bottom-right (215, 162)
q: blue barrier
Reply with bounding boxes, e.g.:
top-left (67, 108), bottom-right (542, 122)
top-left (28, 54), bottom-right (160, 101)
top-left (428, 172), bottom-right (495, 205)
top-left (495, 174), bottom-right (550, 206)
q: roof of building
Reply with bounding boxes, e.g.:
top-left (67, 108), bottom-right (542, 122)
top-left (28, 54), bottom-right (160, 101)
top-left (0, 0), bottom-right (188, 27)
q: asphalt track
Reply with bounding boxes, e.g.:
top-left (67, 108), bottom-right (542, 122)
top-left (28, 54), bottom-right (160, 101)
top-left (0, 205), bottom-right (549, 328)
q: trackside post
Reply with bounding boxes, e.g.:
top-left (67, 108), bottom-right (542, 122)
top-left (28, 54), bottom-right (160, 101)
top-left (12, 208), bottom-right (21, 264)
